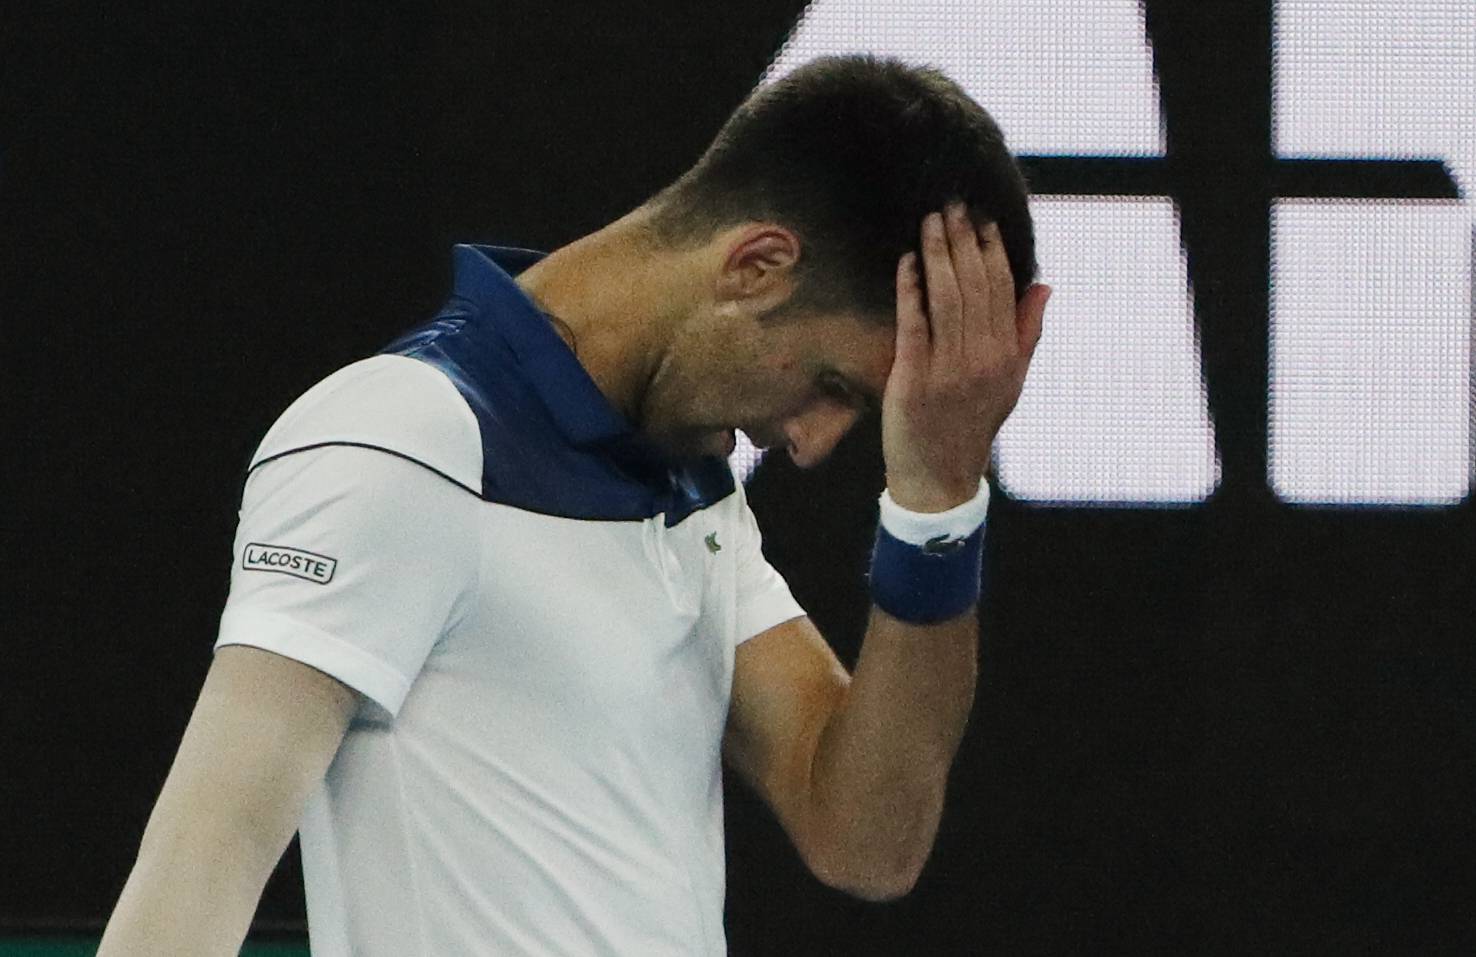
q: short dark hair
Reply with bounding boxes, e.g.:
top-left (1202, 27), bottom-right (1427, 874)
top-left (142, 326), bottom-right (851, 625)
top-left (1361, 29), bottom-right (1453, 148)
top-left (646, 54), bottom-right (1037, 323)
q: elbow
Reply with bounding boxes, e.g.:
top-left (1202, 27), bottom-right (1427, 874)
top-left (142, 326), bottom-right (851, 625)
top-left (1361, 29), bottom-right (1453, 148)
top-left (797, 788), bottom-right (942, 902)
top-left (809, 846), bottom-right (925, 903)
top-left (821, 866), bottom-right (921, 903)
top-left (841, 873), bottom-right (921, 903)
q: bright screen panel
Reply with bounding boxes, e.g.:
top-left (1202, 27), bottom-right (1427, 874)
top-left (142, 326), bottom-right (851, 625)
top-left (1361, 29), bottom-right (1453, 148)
top-left (1270, 0), bottom-right (1474, 505)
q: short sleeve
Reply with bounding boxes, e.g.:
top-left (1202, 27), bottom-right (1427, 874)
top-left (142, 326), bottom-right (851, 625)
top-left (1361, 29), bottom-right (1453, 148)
top-left (216, 445), bottom-right (481, 717)
top-left (728, 485), bottom-right (806, 646)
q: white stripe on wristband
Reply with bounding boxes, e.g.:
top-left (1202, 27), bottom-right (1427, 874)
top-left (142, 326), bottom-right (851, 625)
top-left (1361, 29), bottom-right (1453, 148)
top-left (878, 478), bottom-right (991, 546)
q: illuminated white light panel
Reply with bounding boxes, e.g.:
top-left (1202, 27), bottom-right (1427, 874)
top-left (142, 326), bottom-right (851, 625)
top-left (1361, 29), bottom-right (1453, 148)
top-left (994, 197), bottom-right (1218, 504)
top-left (729, 431), bottom-right (764, 481)
top-left (1269, 201), bottom-right (1471, 505)
top-left (1273, 0), bottom-right (1473, 505)
top-left (766, 0), bottom-right (1164, 156)
top-left (1274, 0), bottom-right (1475, 202)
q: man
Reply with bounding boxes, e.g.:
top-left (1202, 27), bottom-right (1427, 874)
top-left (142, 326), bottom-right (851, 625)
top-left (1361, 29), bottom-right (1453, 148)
top-left (98, 54), bottom-right (1050, 955)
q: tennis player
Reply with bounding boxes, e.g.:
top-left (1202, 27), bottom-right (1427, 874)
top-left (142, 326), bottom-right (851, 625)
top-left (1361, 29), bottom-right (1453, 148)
top-left (99, 54), bottom-right (1050, 955)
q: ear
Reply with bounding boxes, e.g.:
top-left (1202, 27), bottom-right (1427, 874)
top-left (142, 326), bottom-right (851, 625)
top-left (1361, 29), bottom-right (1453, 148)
top-left (713, 225), bottom-right (801, 317)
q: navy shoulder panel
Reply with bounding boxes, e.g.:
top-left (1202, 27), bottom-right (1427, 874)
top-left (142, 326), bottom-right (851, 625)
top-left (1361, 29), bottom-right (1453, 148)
top-left (379, 246), bottom-right (734, 525)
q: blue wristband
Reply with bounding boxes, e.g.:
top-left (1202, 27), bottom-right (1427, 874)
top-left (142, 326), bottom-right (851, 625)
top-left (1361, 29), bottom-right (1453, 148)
top-left (869, 523), bottom-right (984, 624)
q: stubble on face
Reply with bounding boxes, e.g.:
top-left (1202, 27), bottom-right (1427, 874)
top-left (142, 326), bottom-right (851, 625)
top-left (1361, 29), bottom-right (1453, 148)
top-left (637, 306), bottom-right (894, 466)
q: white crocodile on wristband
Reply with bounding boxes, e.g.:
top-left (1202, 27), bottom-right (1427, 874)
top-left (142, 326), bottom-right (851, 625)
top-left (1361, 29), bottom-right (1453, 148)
top-left (877, 478), bottom-right (991, 547)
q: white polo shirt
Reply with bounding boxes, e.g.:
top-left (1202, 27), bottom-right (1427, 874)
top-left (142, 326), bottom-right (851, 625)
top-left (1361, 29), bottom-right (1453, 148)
top-left (215, 246), bottom-right (805, 955)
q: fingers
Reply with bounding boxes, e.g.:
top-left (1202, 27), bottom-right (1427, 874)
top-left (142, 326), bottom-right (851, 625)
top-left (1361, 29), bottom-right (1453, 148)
top-left (978, 221), bottom-right (1017, 342)
top-left (1017, 282), bottom-right (1051, 359)
top-left (921, 210), bottom-right (962, 359)
top-left (894, 251), bottom-right (929, 380)
top-left (945, 203), bottom-right (990, 340)
top-left (915, 204), bottom-right (1031, 370)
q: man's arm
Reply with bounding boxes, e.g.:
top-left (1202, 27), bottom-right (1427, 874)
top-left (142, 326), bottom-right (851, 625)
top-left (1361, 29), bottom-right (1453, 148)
top-left (724, 204), bottom-right (1050, 900)
top-left (725, 611), bottom-right (975, 901)
top-left (97, 645), bottom-right (359, 956)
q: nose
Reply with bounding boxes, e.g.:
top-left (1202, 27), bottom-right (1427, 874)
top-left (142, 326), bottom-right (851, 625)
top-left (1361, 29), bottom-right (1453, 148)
top-left (782, 403), bottom-right (860, 469)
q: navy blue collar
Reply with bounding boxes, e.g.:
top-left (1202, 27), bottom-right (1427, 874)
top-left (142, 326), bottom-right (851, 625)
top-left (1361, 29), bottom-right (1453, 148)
top-left (450, 244), bottom-right (637, 450)
top-left (380, 243), bottom-right (737, 523)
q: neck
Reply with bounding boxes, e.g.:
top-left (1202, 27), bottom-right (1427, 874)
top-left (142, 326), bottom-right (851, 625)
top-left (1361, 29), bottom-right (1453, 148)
top-left (515, 209), bottom-right (696, 425)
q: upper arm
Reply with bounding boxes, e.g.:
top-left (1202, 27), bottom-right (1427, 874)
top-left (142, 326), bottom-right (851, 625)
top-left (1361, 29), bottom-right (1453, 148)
top-left (100, 646), bottom-right (359, 956)
top-left (140, 645), bottom-right (359, 867)
top-left (723, 614), bottom-right (850, 874)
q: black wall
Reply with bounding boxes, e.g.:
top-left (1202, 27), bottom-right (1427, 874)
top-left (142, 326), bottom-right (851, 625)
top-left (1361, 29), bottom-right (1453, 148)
top-left (4, 1), bottom-right (1473, 952)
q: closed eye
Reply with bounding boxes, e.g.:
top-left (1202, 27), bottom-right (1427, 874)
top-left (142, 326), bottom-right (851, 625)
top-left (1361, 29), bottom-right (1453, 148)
top-left (818, 373), bottom-right (879, 415)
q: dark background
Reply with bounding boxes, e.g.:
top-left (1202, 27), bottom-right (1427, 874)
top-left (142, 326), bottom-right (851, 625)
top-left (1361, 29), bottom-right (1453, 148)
top-left (3, 1), bottom-right (1473, 953)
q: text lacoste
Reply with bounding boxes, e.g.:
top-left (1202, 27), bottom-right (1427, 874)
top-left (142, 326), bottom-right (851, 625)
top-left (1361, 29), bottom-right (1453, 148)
top-left (242, 543), bottom-right (337, 584)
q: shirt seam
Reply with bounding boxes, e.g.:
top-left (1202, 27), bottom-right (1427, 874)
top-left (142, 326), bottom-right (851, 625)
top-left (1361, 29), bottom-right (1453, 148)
top-left (392, 735), bottom-right (432, 957)
top-left (248, 441), bottom-right (740, 526)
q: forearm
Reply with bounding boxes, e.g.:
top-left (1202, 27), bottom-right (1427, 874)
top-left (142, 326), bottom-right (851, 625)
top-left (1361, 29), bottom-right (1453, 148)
top-left (808, 606), bottom-right (978, 899)
top-left (98, 821), bottom-right (282, 957)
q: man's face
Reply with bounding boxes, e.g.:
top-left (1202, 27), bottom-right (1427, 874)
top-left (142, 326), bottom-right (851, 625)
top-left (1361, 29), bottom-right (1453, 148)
top-left (641, 310), bottom-right (895, 467)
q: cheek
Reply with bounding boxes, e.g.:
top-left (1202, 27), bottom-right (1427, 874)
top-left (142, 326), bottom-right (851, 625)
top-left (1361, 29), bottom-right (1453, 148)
top-left (709, 351), bottom-right (813, 423)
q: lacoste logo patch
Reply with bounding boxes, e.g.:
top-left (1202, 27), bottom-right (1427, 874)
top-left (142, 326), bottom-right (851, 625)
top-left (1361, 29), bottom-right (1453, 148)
top-left (242, 543), bottom-right (337, 584)
top-left (705, 532), bottom-right (722, 554)
top-left (921, 533), bottom-right (967, 555)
